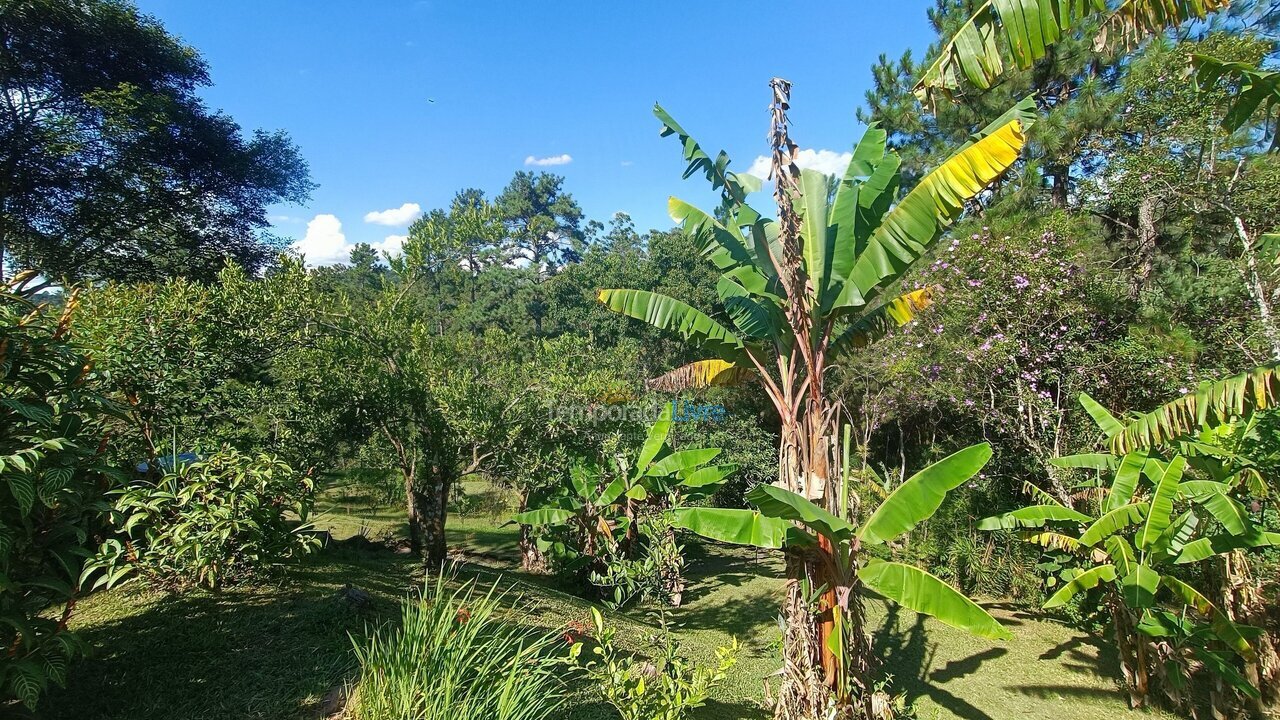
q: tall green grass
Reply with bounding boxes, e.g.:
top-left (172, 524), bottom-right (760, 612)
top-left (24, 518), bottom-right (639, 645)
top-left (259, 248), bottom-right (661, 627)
top-left (348, 571), bottom-right (566, 720)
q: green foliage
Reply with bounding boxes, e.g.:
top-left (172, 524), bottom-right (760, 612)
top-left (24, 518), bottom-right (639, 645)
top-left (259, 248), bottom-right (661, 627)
top-left (674, 441), bottom-right (1011, 640)
top-left (349, 572), bottom-right (566, 720)
top-left (515, 405), bottom-right (733, 605)
top-left (570, 607), bottom-right (738, 720)
top-left (0, 286), bottom-right (118, 709)
top-left (0, 0), bottom-right (311, 282)
top-left (88, 449), bottom-right (319, 590)
top-left (983, 392), bottom-right (1280, 707)
top-left (73, 260), bottom-right (329, 472)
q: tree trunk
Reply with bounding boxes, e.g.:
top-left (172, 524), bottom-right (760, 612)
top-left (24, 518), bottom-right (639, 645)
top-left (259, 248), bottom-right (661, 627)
top-left (1234, 216), bottom-right (1280, 360)
top-left (772, 419), bottom-right (877, 719)
top-left (419, 470), bottom-right (451, 570)
top-left (1049, 164), bottom-right (1069, 209)
top-left (1132, 195), bottom-right (1158, 296)
top-left (1110, 595), bottom-right (1150, 708)
top-left (517, 490), bottom-right (547, 573)
top-left (404, 473), bottom-right (423, 555)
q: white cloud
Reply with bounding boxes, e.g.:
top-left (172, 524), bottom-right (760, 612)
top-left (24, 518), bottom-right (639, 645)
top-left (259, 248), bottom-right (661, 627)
top-left (290, 216), bottom-right (410, 268)
top-left (745, 149), bottom-right (853, 180)
top-left (373, 234), bottom-right (408, 256)
top-left (524, 153), bottom-right (572, 167)
top-left (363, 202), bottom-right (421, 226)
top-left (291, 214), bottom-right (350, 267)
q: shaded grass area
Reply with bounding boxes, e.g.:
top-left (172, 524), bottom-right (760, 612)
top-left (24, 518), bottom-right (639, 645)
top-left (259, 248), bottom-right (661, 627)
top-left (35, 477), bottom-right (1175, 720)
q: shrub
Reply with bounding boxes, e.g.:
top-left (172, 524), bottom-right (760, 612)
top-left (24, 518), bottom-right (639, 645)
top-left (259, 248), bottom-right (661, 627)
top-left (0, 286), bottom-right (118, 708)
top-left (571, 608), bottom-right (738, 720)
top-left (89, 448), bottom-right (318, 589)
top-left (348, 573), bottom-right (565, 720)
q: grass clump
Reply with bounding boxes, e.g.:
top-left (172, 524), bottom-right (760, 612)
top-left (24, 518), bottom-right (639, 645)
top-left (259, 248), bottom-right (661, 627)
top-left (348, 570), bottom-right (566, 720)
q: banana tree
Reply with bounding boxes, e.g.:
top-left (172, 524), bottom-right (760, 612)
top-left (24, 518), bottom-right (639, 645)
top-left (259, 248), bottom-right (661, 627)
top-left (914, 0), bottom-right (1231, 105)
top-left (981, 394), bottom-right (1280, 712)
top-left (513, 403), bottom-right (735, 605)
top-left (597, 80), bottom-right (1031, 716)
top-left (674, 442), bottom-right (1010, 712)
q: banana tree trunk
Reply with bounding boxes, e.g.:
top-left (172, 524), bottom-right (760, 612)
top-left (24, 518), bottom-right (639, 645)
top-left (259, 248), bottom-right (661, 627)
top-left (1109, 592), bottom-right (1150, 708)
top-left (1219, 550), bottom-right (1279, 712)
top-left (773, 416), bottom-right (876, 719)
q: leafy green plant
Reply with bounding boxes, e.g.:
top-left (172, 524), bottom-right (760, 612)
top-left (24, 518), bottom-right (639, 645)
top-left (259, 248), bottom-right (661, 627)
top-left (981, 393), bottom-right (1280, 712)
top-left (514, 403), bottom-right (734, 606)
top-left (348, 572), bottom-right (566, 720)
top-left (673, 441), bottom-right (1010, 709)
top-left (0, 284), bottom-right (120, 709)
top-left (88, 448), bottom-right (319, 590)
top-left (914, 0), bottom-right (1229, 104)
top-left (570, 607), bottom-right (738, 720)
top-left (598, 78), bottom-right (1032, 715)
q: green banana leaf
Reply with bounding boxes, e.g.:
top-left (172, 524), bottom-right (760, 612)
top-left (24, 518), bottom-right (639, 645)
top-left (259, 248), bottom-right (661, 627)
top-left (746, 484), bottom-right (855, 541)
top-left (668, 507), bottom-right (787, 549)
top-left (978, 504), bottom-right (1092, 530)
top-left (1044, 564), bottom-right (1117, 609)
top-left (859, 560), bottom-right (1012, 640)
top-left (1079, 503), bottom-right (1149, 547)
top-left (861, 443), bottom-right (992, 545)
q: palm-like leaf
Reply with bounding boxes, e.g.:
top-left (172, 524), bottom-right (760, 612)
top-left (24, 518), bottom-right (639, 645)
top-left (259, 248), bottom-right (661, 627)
top-left (860, 443), bottom-right (993, 545)
top-left (1193, 55), bottom-right (1280, 135)
top-left (646, 448), bottom-right (722, 478)
top-left (596, 289), bottom-right (746, 363)
top-left (1111, 363), bottom-right (1280, 454)
top-left (1078, 392), bottom-right (1125, 439)
top-left (830, 288), bottom-right (935, 356)
top-left (668, 507), bottom-right (788, 549)
top-left (858, 560), bottom-right (1012, 640)
top-left (747, 485), bottom-right (856, 541)
top-left (644, 359), bottom-right (754, 392)
top-left (914, 0), bottom-right (1229, 104)
top-left (1161, 575), bottom-right (1254, 659)
top-left (1174, 529), bottom-right (1280, 564)
top-left (1136, 454), bottom-right (1185, 550)
top-left (1048, 452), bottom-right (1118, 470)
top-left (978, 504), bottom-right (1092, 530)
top-left (1079, 502), bottom-right (1149, 546)
top-left (846, 108), bottom-right (1033, 302)
top-left (1044, 564), bottom-right (1118, 608)
top-left (1105, 450), bottom-right (1148, 512)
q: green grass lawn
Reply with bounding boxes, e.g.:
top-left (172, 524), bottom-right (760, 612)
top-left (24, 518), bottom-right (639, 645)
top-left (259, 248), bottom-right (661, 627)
top-left (32, 477), bottom-right (1175, 720)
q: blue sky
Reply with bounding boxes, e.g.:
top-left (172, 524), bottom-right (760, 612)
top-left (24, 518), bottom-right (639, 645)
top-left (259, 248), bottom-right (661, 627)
top-left (134, 0), bottom-right (940, 265)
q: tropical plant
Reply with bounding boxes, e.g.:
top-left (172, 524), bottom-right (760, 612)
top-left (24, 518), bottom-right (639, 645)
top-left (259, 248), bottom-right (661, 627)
top-left (0, 281), bottom-right (120, 709)
top-left (981, 392), bottom-right (1280, 712)
top-left (597, 79), bottom-right (1030, 716)
top-left (514, 403), bottom-right (735, 606)
top-left (914, 0), bottom-right (1230, 105)
top-left (672, 441), bottom-right (1011, 715)
top-left (348, 571), bottom-right (566, 720)
top-left (1194, 54), bottom-right (1280, 146)
top-left (86, 449), bottom-right (319, 590)
top-left (570, 607), bottom-right (739, 720)
top-left (1107, 362), bottom-right (1280, 454)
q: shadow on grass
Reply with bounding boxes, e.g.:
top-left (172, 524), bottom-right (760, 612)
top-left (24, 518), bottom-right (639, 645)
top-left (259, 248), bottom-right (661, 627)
top-left (874, 604), bottom-right (1004, 720)
top-left (35, 547), bottom-right (418, 720)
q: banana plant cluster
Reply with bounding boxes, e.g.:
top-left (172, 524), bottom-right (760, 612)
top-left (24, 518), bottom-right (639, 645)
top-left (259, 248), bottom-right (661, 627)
top-left (512, 403), bottom-right (735, 603)
top-left (980, 393), bottom-right (1280, 705)
top-left (673, 441), bottom-right (1012, 692)
top-left (598, 82), bottom-right (1034, 713)
top-left (600, 99), bottom-right (1036, 407)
